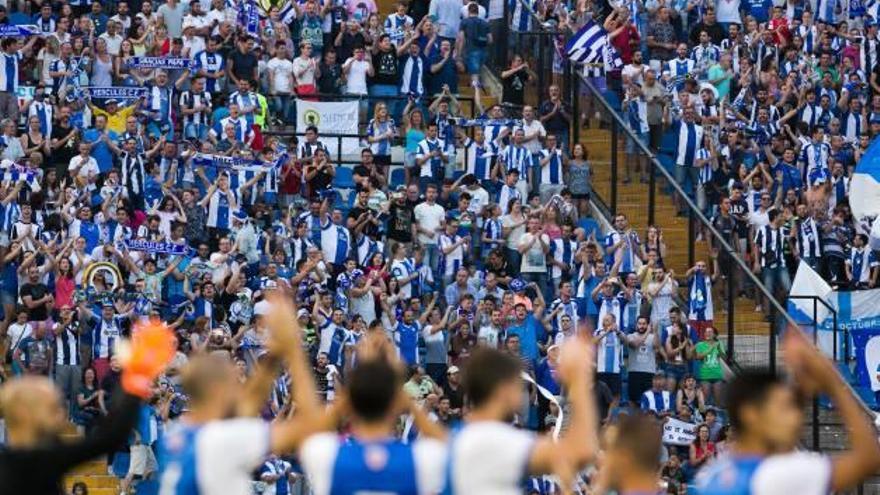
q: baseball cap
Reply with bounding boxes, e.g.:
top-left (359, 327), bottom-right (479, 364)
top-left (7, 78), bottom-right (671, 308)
top-left (254, 300), bottom-right (271, 317)
top-left (447, 365), bottom-right (460, 374)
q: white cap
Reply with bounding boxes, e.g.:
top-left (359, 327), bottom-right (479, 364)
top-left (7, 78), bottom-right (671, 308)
top-left (254, 300), bottom-right (271, 317)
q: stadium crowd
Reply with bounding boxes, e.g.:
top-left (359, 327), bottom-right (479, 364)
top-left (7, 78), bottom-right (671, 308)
top-left (1, 0), bottom-right (878, 491)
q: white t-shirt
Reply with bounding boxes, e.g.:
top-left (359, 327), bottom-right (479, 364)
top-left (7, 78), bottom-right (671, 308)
top-left (697, 451), bottom-right (832, 494)
top-left (292, 57), bottom-right (316, 86)
top-left (448, 421), bottom-right (535, 495)
top-left (159, 418), bottom-right (270, 495)
top-left (517, 120), bottom-right (546, 154)
top-left (267, 57), bottom-right (295, 94)
top-left (69, 155), bottom-right (99, 179)
top-left (519, 233), bottom-right (549, 273)
top-left (413, 202), bottom-right (446, 245)
top-left (345, 59), bottom-right (370, 95)
top-left (299, 433), bottom-right (447, 495)
top-left (715, 0), bottom-right (742, 24)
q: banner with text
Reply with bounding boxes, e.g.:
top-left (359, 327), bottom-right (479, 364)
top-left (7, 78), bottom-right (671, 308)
top-left (662, 418), bottom-right (696, 446)
top-left (83, 87), bottom-right (149, 99)
top-left (295, 100), bottom-right (359, 156)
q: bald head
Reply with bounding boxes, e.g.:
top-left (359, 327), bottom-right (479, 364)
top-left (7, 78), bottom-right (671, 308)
top-left (180, 354), bottom-right (238, 406)
top-left (0, 376), bottom-right (65, 444)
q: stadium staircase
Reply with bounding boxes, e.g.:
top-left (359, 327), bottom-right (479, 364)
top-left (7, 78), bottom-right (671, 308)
top-left (62, 423), bottom-right (120, 495)
top-left (579, 124), bottom-right (773, 366)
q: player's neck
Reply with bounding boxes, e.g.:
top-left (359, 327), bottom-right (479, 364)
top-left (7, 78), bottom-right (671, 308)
top-left (184, 404), bottom-right (227, 424)
top-left (731, 434), bottom-right (773, 456)
top-left (467, 402), bottom-right (509, 423)
top-left (350, 420), bottom-right (394, 441)
top-left (6, 426), bottom-right (47, 448)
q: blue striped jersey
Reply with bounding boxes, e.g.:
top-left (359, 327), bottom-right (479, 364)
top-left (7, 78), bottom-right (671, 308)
top-left (384, 13), bottom-right (413, 46)
top-left (319, 323), bottom-right (350, 367)
top-left (229, 90), bottom-right (258, 127)
top-left (463, 137), bottom-right (497, 181)
top-left (501, 144), bottom-right (534, 178)
top-left (438, 233), bottom-right (465, 278)
top-left (193, 50), bottom-right (226, 93)
top-left (394, 320), bottom-right (421, 365)
top-left (205, 188), bottom-right (237, 229)
top-left (0, 52), bottom-right (22, 94)
top-left (594, 324), bottom-right (623, 373)
top-left (367, 118), bottom-right (396, 155)
top-left (673, 120), bottom-right (705, 167)
top-left (320, 222), bottom-right (350, 266)
top-left (539, 148), bottom-right (565, 185)
top-left (548, 237), bottom-right (577, 279)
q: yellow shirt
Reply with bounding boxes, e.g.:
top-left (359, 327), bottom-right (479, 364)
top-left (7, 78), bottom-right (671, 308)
top-left (90, 104), bottom-right (137, 134)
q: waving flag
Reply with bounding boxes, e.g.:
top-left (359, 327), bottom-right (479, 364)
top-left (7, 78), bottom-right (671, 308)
top-left (850, 136), bottom-right (880, 249)
top-left (564, 19), bottom-right (608, 64)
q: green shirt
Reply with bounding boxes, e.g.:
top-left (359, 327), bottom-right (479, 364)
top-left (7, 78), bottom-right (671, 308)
top-left (708, 64), bottom-right (731, 101)
top-left (695, 340), bottom-right (725, 381)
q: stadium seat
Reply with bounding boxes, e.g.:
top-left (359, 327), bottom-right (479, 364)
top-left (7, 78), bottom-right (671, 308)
top-left (660, 130), bottom-right (678, 155)
top-left (602, 90), bottom-right (621, 113)
top-left (333, 166), bottom-right (355, 189)
top-left (8, 12), bottom-right (30, 25)
top-left (390, 168), bottom-right (406, 189)
top-left (577, 218), bottom-right (599, 238)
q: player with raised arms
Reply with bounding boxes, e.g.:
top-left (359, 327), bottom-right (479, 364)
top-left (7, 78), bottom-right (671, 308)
top-left (445, 332), bottom-right (599, 494)
top-left (697, 328), bottom-right (880, 494)
top-left (156, 295), bottom-right (328, 495)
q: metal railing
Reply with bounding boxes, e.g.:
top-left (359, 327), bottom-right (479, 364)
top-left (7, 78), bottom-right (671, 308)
top-left (575, 74), bottom-right (799, 370)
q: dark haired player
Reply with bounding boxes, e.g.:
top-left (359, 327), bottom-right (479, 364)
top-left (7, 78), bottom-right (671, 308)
top-left (697, 329), bottom-right (880, 494)
top-left (447, 334), bottom-right (598, 494)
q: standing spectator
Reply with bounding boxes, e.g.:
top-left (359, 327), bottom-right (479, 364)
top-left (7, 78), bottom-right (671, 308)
top-left (267, 42), bottom-right (296, 124)
top-left (627, 316), bottom-right (661, 404)
top-left (539, 85), bottom-right (571, 151)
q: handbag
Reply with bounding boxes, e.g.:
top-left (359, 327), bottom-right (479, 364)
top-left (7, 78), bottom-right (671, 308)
top-left (4, 328), bottom-right (27, 365)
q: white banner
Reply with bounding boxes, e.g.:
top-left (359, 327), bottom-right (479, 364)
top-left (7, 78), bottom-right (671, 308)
top-left (662, 418), bottom-right (696, 446)
top-left (295, 100), bottom-right (359, 156)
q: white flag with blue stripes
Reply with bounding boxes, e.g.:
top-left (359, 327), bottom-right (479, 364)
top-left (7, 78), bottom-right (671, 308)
top-left (564, 19), bottom-right (608, 64)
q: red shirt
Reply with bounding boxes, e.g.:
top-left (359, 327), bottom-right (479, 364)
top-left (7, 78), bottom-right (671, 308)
top-left (611, 24), bottom-right (641, 65)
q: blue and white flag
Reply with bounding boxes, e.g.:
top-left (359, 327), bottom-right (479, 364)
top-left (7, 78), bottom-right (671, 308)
top-left (564, 19), bottom-right (608, 64)
top-left (83, 86), bottom-right (149, 99)
top-left (238, 0), bottom-right (260, 37)
top-left (120, 239), bottom-right (195, 256)
top-left (277, 0), bottom-right (298, 24)
top-left (850, 135), bottom-right (880, 221)
top-left (0, 25), bottom-right (41, 37)
top-left (603, 43), bottom-right (624, 70)
top-left (125, 57), bottom-right (192, 70)
top-left (1, 164), bottom-right (37, 184)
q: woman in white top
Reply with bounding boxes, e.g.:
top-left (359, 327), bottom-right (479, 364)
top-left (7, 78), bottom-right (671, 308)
top-left (501, 200), bottom-right (528, 276)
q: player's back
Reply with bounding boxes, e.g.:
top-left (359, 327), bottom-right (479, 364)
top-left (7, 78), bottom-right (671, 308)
top-left (157, 417), bottom-right (270, 495)
top-left (446, 421), bottom-right (536, 495)
top-left (696, 451), bottom-right (832, 495)
top-left (299, 432), bottom-right (446, 495)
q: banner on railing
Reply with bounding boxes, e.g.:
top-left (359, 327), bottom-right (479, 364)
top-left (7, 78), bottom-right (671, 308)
top-left (295, 99), bottom-right (359, 156)
top-left (789, 261), bottom-right (880, 359)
